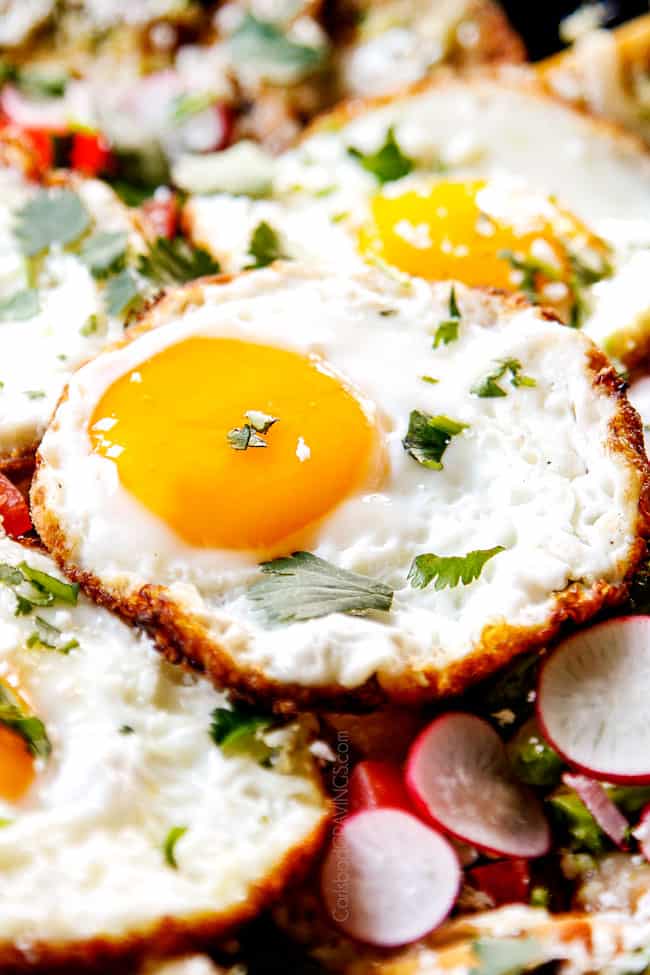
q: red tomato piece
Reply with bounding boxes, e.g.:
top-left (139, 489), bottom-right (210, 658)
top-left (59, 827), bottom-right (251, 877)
top-left (348, 760), bottom-right (412, 814)
top-left (141, 193), bottom-right (179, 240)
top-left (70, 131), bottom-right (113, 176)
top-left (468, 858), bottom-right (531, 907)
top-left (0, 474), bottom-right (32, 538)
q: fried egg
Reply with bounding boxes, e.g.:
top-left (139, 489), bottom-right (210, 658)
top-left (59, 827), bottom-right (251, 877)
top-left (182, 74), bottom-right (650, 368)
top-left (31, 265), bottom-right (649, 708)
top-left (0, 531), bottom-right (327, 966)
top-left (0, 164), bottom-right (144, 470)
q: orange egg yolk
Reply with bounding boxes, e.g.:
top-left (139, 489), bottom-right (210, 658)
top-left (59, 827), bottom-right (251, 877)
top-left (358, 180), bottom-right (607, 320)
top-left (0, 682), bottom-right (36, 802)
top-left (90, 337), bottom-right (379, 552)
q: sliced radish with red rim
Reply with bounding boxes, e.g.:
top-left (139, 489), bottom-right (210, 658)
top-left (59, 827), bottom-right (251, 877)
top-left (320, 808), bottom-right (460, 947)
top-left (405, 712), bottom-right (550, 858)
top-left (562, 773), bottom-right (628, 848)
top-left (633, 803), bottom-right (650, 862)
top-left (538, 617), bottom-right (650, 784)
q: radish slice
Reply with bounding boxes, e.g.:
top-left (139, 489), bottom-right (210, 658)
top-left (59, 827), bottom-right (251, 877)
top-left (348, 760), bottom-right (411, 814)
top-left (633, 803), bottom-right (650, 862)
top-left (320, 808), bottom-right (460, 947)
top-left (1, 85), bottom-right (68, 131)
top-left (405, 712), bottom-right (550, 858)
top-left (563, 773), bottom-right (628, 848)
top-left (537, 617), bottom-right (650, 784)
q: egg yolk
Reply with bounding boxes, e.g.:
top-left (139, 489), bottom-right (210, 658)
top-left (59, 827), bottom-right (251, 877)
top-left (358, 179), bottom-right (607, 320)
top-left (90, 337), bottom-right (379, 552)
top-left (0, 682), bottom-right (36, 802)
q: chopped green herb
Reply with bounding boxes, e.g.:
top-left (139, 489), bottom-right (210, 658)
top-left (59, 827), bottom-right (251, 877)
top-left (15, 68), bottom-right (67, 99)
top-left (249, 551), bottom-right (393, 623)
top-left (104, 269), bottom-right (144, 318)
top-left (471, 937), bottom-right (544, 975)
top-left (0, 561), bottom-right (78, 617)
top-left (27, 616), bottom-right (79, 654)
top-left (548, 790), bottom-right (607, 854)
top-left (0, 818), bottom-right (12, 828)
top-left (472, 358), bottom-right (536, 398)
top-left (210, 702), bottom-right (274, 762)
top-left (227, 425), bottom-right (267, 450)
top-left (348, 126), bottom-right (413, 185)
top-left (0, 683), bottom-right (50, 759)
top-left (421, 375), bottom-right (439, 384)
top-left (15, 189), bottom-right (90, 257)
top-left (607, 784), bottom-right (650, 817)
top-left (567, 252), bottom-right (612, 329)
top-left (245, 410), bottom-right (278, 434)
top-left (229, 14), bottom-right (324, 77)
top-left (171, 91), bottom-right (216, 124)
top-left (402, 411), bottom-right (468, 470)
top-left (498, 249), bottom-right (561, 305)
top-left (508, 720), bottom-right (563, 787)
top-left (79, 231), bottom-right (128, 278)
top-left (24, 390), bottom-right (45, 400)
top-left (163, 825), bottom-right (188, 869)
top-left (137, 236), bottom-right (220, 285)
top-left (433, 286), bottom-right (461, 348)
top-left (80, 314), bottom-right (99, 337)
top-left (408, 546), bottom-right (505, 591)
top-left (529, 886), bottom-right (550, 909)
top-left (119, 724), bottom-right (135, 735)
top-left (18, 562), bottom-right (78, 605)
top-left (0, 288), bottom-right (40, 321)
top-left (245, 221), bottom-right (286, 269)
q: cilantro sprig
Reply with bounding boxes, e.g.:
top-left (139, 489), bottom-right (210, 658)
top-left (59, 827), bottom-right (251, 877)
top-left (248, 551), bottom-right (393, 623)
top-left (245, 221), bottom-right (286, 269)
top-left (348, 126), bottom-right (414, 185)
top-left (210, 702), bottom-right (274, 763)
top-left (402, 411), bottom-right (468, 470)
top-left (79, 231), bottom-right (128, 278)
top-left (471, 359), bottom-right (536, 398)
top-left (137, 237), bottom-right (220, 285)
top-left (408, 546), bottom-right (505, 591)
top-left (433, 286), bottom-right (461, 348)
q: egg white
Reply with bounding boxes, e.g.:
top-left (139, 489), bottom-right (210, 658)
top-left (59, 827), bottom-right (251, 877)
top-left (183, 75), bottom-right (650, 366)
top-left (0, 532), bottom-right (326, 950)
top-left (0, 169), bottom-right (143, 464)
top-left (32, 265), bottom-right (646, 700)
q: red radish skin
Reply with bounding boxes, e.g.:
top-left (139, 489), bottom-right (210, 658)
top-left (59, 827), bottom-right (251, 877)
top-left (633, 803), bottom-right (650, 862)
top-left (468, 859), bottom-right (530, 906)
top-left (538, 618), bottom-right (650, 784)
top-left (406, 712), bottom-right (550, 858)
top-left (562, 773), bottom-right (628, 849)
top-left (0, 474), bottom-right (32, 538)
top-left (321, 808), bottom-right (460, 948)
top-left (348, 761), bottom-right (411, 814)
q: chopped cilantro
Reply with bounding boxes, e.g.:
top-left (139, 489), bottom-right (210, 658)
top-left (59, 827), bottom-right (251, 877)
top-left (104, 269), bottom-right (144, 318)
top-left (163, 825), bottom-right (188, 869)
top-left (0, 560), bottom-right (78, 616)
top-left (18, 562), bottom-right (78, 605)
top-left (348, 126), bottom-right (413, 185)
top-left (80, 314), bottom-right (99, 337)
top-left (472, 358), bottom-right (536, 398)
top-left (0, 683), bottom-right (50, 759)
top-left (79, 231), bottom-right (128, 278)
top-left (15, 68), bottom-right (67, 99)
top-left (227, 425), bottom-right (267, 450)
top-left (137, 237), bottom-right (220, 285)
top-left (498, 249), bottom-right (561, 305)
top-left (402, 411), bottom-right (468, 470)
top-left (229, 14), bottom-right (324, 77)
top-left (245, 221), bottom-right (286, 269)
top-left (245, 410), bottom-right (278, 434)
top-left (248, 551), bottom-right (393, 623)
top-left (26, 616), bottom-right (79, 654)
top-left (421, 375), bottom-right (439, 384)
top-left (433, 286), bottom-right (461, 348)
top-left (119, 724), bottom-right (135, 735)
top-left (508, 721), bottom-right (563, 787)
top-left (408, 546), bottom-right (505, 591)
top-left (0, 289), bottom-right (40, 321)
top-left (24, 390), bottom-right (45, 400)
top-left (548, 790), bottom-right (607, 854)
top-left (210, 702), bottom-right (274, 763)
top-left (14, 189), bottom-right (90, 257)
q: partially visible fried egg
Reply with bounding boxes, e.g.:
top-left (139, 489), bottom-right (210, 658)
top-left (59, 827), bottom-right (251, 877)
top-left (0, 532), bottom-right (327, 966)
top-left (0, 164), bottom-right (145, 469)
top-left (182, 75), bottom-right (650, 368)
top-left (31, 265), bottom-right (649, 708)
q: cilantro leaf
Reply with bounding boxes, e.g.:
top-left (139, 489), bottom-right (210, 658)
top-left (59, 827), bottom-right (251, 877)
top-left (548, 790), bottom-right (607, 854)
top-left (0, 683), bottom-right (50, 759)
top-left (472, 359), bottom-right (536, 398)
top-left (104, 269), bottom-right (144, 318)
top-left (249, 551), bottom-right (393, 623)
top-left (163, 825), bottom-right (187, 869)
top-left (568, 252), bottom-right (612, 329)
top-left (210, 703), bottom-right (274, 762)
top-left (27, 615), bottom-right (79, 654)
top-left (79, 231), bottom-right (128, 278)
top-left (0, 289), bottom-right (40, 321)
top-left (433, 286), bottom-right (461, 348)
top-left (137, 236), bottom-right (220, 285)
top-left (229, 14), bottom-right (324, 77)
top-left (245, 221), bottom-right (286, 269)
top-left (402, 411), bottom-right (468, 470)
top-left (471, 937), bottom-right (544, 975)
top-left (18, 562), bottom-right (78, 605)
top-left (508, 720), bottom-right (563, 787)
top-left (348, 126), bottom-right (414, 185)
top-left (14, 189), bottom-right (90, 257)
top-left (408, 546), bottom-right (505, 590)
top-left (227, 425), bottom-right (268, 450)
top-left (245, 410), bottom-right (278, 434)
top-left (0, 560), bottom-right (78, 616)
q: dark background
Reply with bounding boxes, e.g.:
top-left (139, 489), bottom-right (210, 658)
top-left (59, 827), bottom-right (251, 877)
top-left (500, 0), bottom-right (649, 59)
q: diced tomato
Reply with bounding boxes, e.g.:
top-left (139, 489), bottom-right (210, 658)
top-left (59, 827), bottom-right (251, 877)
top-left (0, 474), bottom-right (32, 538)
top-left (141, 193), bottom-right (179, 240)
top-left (70, 131), bottom-right (114, 176)
top-left (348, 760), bottom-right (412, 814)
top-left (468, 859), bottom-right (531, 907)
